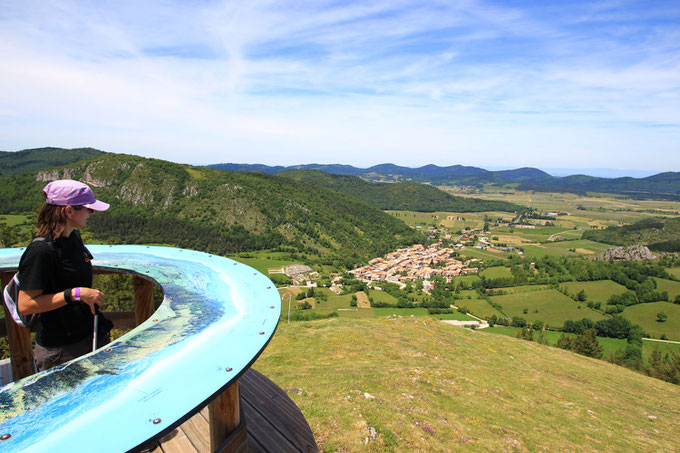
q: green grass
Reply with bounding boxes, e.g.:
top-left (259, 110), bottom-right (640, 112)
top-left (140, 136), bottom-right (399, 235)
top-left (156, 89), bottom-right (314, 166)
top-left (456, 298), bottom-right (504, 318)
top-left (430, 311), bottom-right (476, 321)
top-left (0, 214), bottom-right (32, 227)
top-left (653, 278), bottom-right (680, 300)
top-left (480, 266), bottom-right (512, 278)
top-left (560, 280), bottom-right (628, 304)
top-left (490, 289), bottom-right (607, 327)
top-left (623, 302), bottom-right (680, 341)
top-left (372, 307), bottom-right (431, 317)
top-left (493, 284), bottom-right (550, 294)
top-left (457, 247), bottom-right (513, 260)
top-left (667, 268), bottom-right (680, 279)
top-left (484, 326), bottom-right (680, 362)
top-left (521, 244), bottom-right (575, 259)
top-left (234, 256), bottom-right (299, 276)
top-left (254, 317), bottom-right (680, 452)
top-left (368, 290), bottom-right (398, 304)
top-left (453, 274), bottom-right (481, 284)
top-left (547, 239), bottom-right (612, 254)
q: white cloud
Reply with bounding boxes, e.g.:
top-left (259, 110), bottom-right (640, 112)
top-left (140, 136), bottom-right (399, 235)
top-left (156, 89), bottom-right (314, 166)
top-left (0, 0), bottom-right (678, 171)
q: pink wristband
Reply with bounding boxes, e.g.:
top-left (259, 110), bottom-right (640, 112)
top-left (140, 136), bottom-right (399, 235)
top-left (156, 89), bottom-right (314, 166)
top-left (74, 287), bottom-right (81, 301)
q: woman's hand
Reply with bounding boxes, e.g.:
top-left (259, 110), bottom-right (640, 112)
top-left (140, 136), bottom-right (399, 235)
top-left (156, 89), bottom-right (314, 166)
top-left (78, 287), bottom-right (105, 315)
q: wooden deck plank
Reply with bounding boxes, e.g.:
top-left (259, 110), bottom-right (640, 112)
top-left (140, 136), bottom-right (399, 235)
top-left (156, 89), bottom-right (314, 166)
top-left (158, 427), bottom-right (200, 453)
top-left (180, 410), bottom-right (212, 453)
top-left (241, 397), bottom-right (300, 453)
top-left (241, 370), bottom-right (317, 452)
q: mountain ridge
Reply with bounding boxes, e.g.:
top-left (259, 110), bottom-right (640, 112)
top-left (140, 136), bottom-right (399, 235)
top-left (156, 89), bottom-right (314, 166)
top-left (208, 162), bottom-right (680, 198)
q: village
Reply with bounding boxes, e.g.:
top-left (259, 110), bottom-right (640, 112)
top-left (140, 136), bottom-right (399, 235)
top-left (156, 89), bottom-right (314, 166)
top-left (348, 242), bottom-right (480, 290)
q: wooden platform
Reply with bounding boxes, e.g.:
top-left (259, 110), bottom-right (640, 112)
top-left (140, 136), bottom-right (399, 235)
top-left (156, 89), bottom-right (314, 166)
top-left (0, 361), bottom-right (317, 453)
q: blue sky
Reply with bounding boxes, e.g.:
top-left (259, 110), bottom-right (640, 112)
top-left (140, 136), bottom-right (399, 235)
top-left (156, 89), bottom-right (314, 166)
top-left (1, 0), bottom-right (679, 173)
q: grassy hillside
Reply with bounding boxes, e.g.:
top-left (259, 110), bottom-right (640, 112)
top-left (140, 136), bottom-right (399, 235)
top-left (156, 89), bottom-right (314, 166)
top-left (583, 217), bottom-right (680, 252)
top-left (253, 317), bottom-right (680, 452)
top-left (0, 147), bottom-right (104, 176)
top-left (0, 153), bottom-right (420, 259)
top-left (278, 169), bottom-right (524, 213)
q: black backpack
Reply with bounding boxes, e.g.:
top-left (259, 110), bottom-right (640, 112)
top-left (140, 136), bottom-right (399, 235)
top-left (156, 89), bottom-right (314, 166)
top-left (2, 237), bottom-right (57, 328)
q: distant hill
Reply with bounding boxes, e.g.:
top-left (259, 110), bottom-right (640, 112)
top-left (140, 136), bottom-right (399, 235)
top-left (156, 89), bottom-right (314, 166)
top-left (0, 147), bottom-right (105, 177)
top-left (208, 162), bottom-right (680, 199)
top-left (278, 169), bottom-right (523, 213)
top-left (0, 153), bottom-right (420, 259)
top-left (583, 217), bottom-right (680, 252)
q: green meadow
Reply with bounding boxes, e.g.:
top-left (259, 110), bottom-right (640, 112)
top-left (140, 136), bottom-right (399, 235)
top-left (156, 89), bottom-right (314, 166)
top-left (456, 298), bottom-right (504, 318)
top-left (653, 278), bottom-right (680, 300)
top-left (560, 280), bottom-right (628, 304)
top-left (484, 326), bottom-right (680, 362)
top-left (480, 266), bottom-right (512, 278)
top-left (490, 289), bottom-right (607, 326)
top-left (623, 302), bottom-right (680, 341)
top-left (457, 246), bottom-right (513, 261)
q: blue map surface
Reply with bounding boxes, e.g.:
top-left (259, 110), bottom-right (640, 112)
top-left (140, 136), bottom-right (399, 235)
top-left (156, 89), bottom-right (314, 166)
top-left (0, 245), bottom-right (280, 452)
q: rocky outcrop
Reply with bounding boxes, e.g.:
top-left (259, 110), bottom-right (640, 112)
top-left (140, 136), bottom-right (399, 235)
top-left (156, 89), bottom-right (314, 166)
top-left (595, 245), bottom-right (657, 261)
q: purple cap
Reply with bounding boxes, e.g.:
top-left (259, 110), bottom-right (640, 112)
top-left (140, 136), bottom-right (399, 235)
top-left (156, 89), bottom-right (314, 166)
top-left (43, 180), bottom-right (110, 211)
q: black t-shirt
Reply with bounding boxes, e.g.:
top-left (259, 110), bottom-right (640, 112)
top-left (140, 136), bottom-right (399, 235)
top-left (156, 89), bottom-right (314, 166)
top-left (18, 231), bottom-right (95, 347)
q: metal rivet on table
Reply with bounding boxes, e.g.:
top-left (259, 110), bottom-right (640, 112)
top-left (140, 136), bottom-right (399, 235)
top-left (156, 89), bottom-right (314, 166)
top-left (1, 434), bottom-right (11, 441)
top-left (153, 418), bottom-right (162, 424)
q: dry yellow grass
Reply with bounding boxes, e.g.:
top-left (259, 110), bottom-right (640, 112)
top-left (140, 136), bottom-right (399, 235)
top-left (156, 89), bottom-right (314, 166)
top-left (254, 317), bottom-right (680, 452)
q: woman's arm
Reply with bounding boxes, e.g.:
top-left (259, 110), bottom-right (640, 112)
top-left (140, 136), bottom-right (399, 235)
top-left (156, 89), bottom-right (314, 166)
top-left (18, 288), bottom-right (105, 315)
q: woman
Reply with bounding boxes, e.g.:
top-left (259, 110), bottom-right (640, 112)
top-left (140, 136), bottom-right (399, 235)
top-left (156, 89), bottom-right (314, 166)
top-left (17, 179), bottom-right (112, 371)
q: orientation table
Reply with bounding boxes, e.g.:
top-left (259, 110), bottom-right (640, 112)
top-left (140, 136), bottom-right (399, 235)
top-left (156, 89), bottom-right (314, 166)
top-left (0, 245), bottom-right (280, 452)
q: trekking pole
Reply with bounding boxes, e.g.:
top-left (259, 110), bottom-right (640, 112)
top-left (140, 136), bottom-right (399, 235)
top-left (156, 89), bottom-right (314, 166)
top-left (92, 304), bottom-right (100, 352)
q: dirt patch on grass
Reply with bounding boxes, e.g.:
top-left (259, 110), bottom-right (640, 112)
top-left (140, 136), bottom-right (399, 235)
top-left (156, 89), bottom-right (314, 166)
top-left (496, 235), bottom-right (526, 244)
top-left (356, 291), bottom-right (371, 308)
top-left (575, 248), bottom-right (596, 254)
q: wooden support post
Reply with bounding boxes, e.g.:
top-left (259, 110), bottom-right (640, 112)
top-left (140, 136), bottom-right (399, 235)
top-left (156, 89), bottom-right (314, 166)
top-left (133, 276), bottom-right (154, 326)
top-left (1, 272), bottom-right (34, 380)
top-left (209, 381), bottom-right (243, 452)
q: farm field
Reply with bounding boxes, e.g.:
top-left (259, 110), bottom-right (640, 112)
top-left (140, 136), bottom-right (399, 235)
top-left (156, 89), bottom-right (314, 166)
top-left (440, 188), bottom-right (680, 221)
top-left (234, 254), bottom-right (300, 276)
top-left (493, 284), bottom-right (550, 294)
top-left (560, 280), bottom-right (628, 304)
top-left (452, 275), bottom-right (482, 287)
top-left (653, 278), bottom-right (680, 300)
top-left (456, 298), bottom-right (503, 318)
top-left (667, 268), bottom-right (680, 279)
top-left (480, 266), bottom-right (512, 278)
top-left (457, 246), bottom-right (513, 261)
top-left (490, 289), bottom-right (607, 326)
top-left (623, 302), bottom-right (680, 341)
top-left (369, 290), bottom-right (398, 305)
top-left (483, 326), bottom-right (680, 362)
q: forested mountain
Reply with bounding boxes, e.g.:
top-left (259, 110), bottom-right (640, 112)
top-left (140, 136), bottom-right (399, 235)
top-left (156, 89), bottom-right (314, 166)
top-left (278, 169), bottom-right (523, 213)
top-left (0, 153), bottom-right (421, 261)
top-left (583, 218), bottom-right (680, 252)
top-left (0, 147), bottom-right (105, 177)
top-left (208, 162), bottom-right (680, 199)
